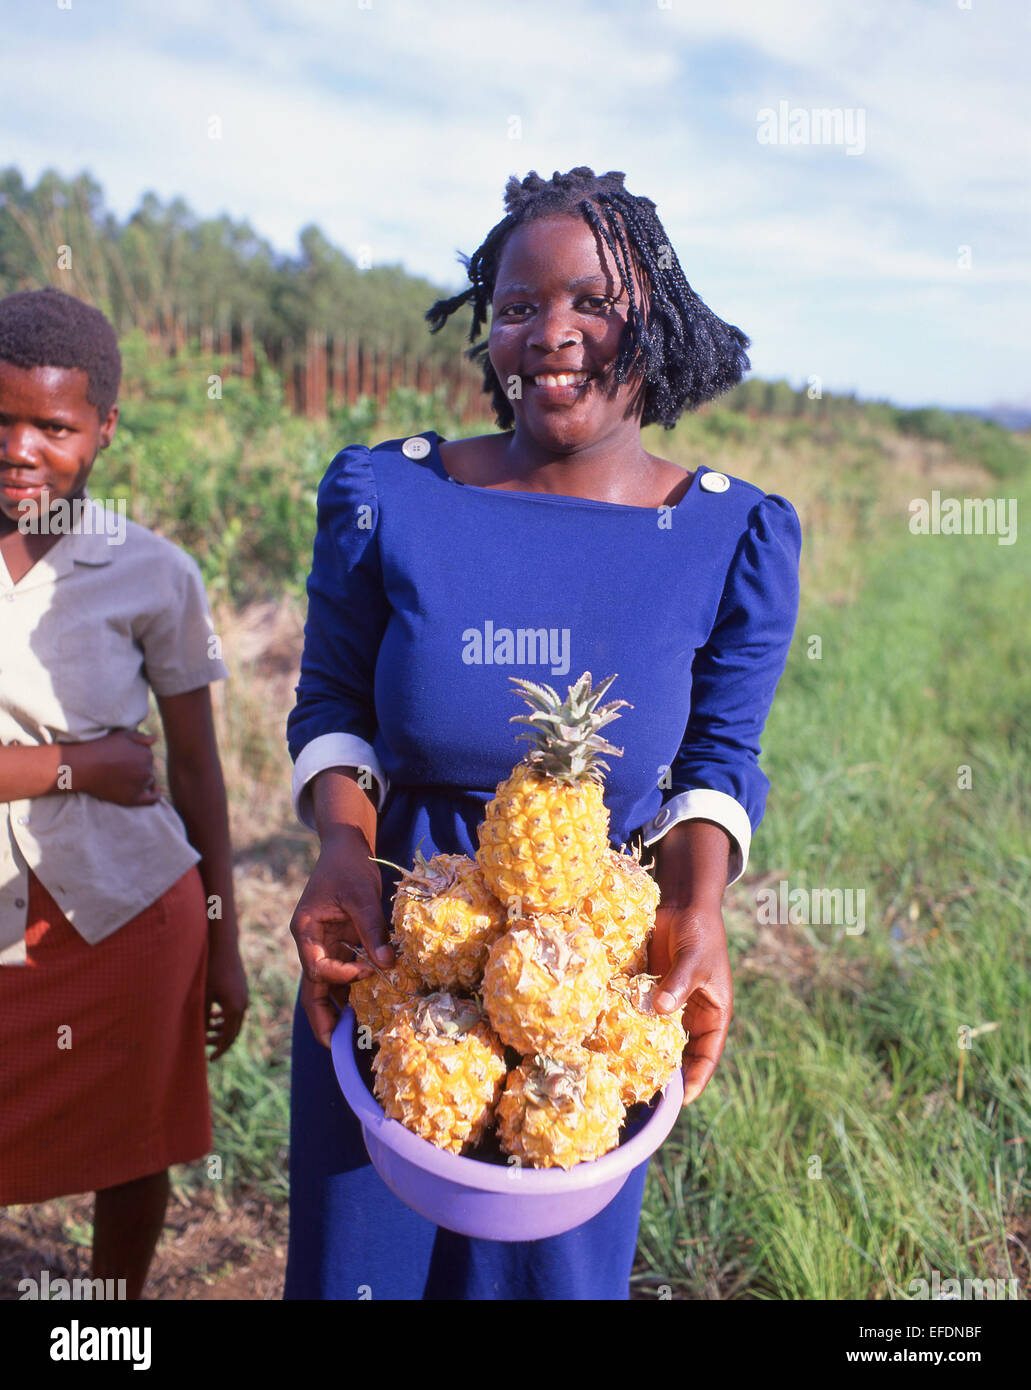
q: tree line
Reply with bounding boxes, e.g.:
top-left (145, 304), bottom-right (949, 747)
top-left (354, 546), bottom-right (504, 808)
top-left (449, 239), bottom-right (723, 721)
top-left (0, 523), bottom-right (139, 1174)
top-left (1, 165), bottom-right (1025, 478)
top-left (0, 165), bottom-right (475, 364)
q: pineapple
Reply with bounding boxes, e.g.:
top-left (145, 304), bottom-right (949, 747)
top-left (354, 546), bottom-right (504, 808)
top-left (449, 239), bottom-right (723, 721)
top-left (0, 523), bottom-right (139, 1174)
top-left (391, 851), bottom-right (507, 991)
top-left (579, 844), bottom-right (660, 976)
top-left (372, 993), bottom-right (507, 1155)
top-left (586, 974), bottom-right (687, 1106)
top-left (348, 946), bottom-right (424, 1039)
top-left (481, 913), bottom-right (611, 1055)
top-left (476, 673), bottom-right (629, 915)
top-left (497, 1047), bottom-right (626, 1169)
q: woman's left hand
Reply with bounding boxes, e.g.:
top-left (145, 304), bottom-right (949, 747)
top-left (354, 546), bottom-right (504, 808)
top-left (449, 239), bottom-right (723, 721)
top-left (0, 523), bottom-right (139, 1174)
top-left (649, 902), bottom-right (733, 1108)
top-left (204, 942), bottom-right (249, 1061)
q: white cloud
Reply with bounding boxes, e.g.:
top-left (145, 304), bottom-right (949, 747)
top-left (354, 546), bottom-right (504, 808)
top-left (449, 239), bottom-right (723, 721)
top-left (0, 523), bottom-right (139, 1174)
top-left (4, 0), bottom-right (1028, 405)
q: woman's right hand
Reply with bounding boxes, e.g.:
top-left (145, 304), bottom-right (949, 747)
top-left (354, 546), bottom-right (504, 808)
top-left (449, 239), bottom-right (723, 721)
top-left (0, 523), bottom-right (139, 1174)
top-left (289, 825), bottom-right (394, 1047)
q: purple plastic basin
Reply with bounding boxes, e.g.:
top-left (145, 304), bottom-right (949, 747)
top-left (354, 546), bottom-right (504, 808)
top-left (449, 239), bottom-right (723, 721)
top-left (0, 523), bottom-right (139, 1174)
top-left (331, 1005), bottom-right (684, 1241)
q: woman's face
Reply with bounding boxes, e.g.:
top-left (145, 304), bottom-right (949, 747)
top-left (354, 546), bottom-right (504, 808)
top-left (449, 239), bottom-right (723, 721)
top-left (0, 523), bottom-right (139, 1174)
top-left (488, 213), bottom-right (651, 451)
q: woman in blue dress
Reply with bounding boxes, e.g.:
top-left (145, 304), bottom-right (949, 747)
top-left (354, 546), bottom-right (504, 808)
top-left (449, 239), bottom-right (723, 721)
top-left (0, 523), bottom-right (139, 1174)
top-left (284, 166), bottom-right (801, 1300)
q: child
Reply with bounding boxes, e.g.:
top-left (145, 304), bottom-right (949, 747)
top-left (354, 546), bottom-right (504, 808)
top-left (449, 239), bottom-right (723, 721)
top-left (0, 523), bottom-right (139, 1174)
top-left (0, 286), bottom-right (248, 1299)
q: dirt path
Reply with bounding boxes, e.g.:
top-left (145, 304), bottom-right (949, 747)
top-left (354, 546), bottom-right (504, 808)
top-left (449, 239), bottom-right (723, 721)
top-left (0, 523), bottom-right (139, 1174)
top-left (1, 1188), bottom-right (287, 1301)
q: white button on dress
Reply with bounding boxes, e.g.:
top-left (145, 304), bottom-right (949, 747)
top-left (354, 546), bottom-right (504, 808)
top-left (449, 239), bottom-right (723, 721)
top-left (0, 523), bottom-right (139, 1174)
top-left (401, 436), bottom-right (431, 460)
top-left (700, 471), bottom-right (730, 493)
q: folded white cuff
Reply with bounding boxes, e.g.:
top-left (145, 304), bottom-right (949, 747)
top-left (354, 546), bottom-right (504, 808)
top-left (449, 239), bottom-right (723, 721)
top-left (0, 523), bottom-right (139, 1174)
top-left (0, 937), bottom-right (27, 966)
top-left (639, 788), bottom-right (752, 886)
top-left (292, 732), bottom-right (388, 831)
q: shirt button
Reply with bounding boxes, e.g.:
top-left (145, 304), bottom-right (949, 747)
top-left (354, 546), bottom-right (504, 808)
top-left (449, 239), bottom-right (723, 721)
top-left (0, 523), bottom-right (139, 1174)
top-left (401, 436), bottom-right (430, 460)
top-left (17, 817), bottom-right (28, 826)
top-left (700, 471), bottom-right (730, 492)
top-left (654, 807), bottom-right (671, 828)
top-left (14, 898), bottom-right (24, 909)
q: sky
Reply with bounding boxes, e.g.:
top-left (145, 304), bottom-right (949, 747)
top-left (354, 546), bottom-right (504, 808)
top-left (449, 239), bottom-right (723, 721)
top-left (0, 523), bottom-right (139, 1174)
top-left (3, 0), bottom-right (1029, 411)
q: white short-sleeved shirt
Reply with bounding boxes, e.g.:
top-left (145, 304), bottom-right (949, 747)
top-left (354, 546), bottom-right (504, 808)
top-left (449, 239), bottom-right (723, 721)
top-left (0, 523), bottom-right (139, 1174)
top-left (0, 496), bottom-right (229, 964)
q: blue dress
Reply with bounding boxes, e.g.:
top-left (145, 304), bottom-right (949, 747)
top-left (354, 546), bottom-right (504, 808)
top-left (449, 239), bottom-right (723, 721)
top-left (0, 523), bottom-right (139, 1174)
top-left (284, 430), bottom-right (801, 1300)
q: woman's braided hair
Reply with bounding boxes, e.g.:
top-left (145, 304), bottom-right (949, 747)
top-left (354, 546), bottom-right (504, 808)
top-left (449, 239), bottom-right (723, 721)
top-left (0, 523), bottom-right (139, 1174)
top-left (425, 167), bottom-right (750, 431)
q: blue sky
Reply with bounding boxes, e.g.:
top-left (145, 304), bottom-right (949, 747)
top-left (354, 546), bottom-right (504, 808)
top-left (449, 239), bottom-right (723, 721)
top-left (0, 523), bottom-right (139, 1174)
top-left (4, 0), bottom-right (1029, 410)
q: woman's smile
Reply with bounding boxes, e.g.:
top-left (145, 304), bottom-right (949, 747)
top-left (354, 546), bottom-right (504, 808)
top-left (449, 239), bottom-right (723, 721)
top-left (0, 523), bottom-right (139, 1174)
top-left (524, 371), bottom-right (597, 403)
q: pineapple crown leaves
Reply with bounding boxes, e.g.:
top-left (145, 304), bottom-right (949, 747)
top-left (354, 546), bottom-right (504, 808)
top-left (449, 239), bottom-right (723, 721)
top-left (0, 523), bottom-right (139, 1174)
top-left (368, 852), bottom-right (415, 912)
top-left (347, 940), bottom-right (419, 997)
top-left (508, 672), bottom-right (631, 785)
top-left (620, 974), bottom-right (687, 1028)
top-left (609, 972), bottom-right (663, 1013)
top-left (526, 1052), bottom-right (589, 1109)
top-left (372, 846), bottom-right (463, 905)
top-left (396, 848), bottom-right (461, 899)
top-left (616, 839), bottom-right (657, 876)
top-left (531, 918), bottom-right (582, 981)
top-left (414, 991), bottom-right (483, 1038)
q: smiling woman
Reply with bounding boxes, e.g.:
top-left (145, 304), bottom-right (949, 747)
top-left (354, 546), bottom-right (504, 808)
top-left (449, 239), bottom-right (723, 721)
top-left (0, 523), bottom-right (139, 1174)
top-left (284, 166), bottom-right (801, 1302)
top-left (418, 168), bottom-right (753, 508)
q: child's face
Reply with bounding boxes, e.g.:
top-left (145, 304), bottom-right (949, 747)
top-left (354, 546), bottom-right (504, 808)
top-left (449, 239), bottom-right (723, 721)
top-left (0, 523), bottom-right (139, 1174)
top-left (488, 212), bottom-right (652, 450)
top-left (0, 361), bottom-right (118, 525)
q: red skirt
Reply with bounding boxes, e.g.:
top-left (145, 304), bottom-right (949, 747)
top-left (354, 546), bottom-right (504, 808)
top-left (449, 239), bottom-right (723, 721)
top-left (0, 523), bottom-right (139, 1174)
top-left (0, 865), bottom-right (211, 1204)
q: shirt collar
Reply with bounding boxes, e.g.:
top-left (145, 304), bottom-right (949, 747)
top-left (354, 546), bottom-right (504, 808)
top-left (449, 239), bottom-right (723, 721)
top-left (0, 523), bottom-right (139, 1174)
top-left (65, 490), bottom-right (121, 568)
top-left (0, 490), bottom-right (119, 594)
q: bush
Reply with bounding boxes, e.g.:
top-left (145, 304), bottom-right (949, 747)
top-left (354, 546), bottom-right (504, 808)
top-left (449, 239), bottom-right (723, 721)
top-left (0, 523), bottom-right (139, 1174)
top-left (893, 406), bottom-right (1028, 481)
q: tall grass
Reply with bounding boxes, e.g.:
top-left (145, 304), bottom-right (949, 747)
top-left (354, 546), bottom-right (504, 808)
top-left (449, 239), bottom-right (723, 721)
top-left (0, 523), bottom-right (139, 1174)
top-left (636, 477), bottom-right (1031, 1299)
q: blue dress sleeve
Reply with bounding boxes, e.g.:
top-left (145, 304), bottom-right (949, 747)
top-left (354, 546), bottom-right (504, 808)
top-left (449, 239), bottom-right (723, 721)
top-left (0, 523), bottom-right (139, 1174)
top-left (642, 492), bottom-right (801, 883)
top-left (286, 445), bottom-right (390, 829)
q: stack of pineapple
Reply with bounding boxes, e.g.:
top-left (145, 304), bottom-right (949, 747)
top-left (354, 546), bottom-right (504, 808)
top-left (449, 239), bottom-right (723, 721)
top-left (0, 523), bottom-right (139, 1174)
top-left (352, 673), bottom-right (687, 1170)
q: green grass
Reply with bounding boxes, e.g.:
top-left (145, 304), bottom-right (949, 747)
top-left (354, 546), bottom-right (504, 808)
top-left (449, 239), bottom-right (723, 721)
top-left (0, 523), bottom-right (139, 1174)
top-left (636, 478), bottom-right (1031, 1299)
top-left (174, 953), bottom-right (294, 1208)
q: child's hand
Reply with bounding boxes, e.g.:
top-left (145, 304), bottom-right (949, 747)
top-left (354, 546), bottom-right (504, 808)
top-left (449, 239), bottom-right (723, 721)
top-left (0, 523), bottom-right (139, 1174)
top-left (204, 942), bottom-right (249, 1060)
top-left (67, 729), bottom-right (162, 805)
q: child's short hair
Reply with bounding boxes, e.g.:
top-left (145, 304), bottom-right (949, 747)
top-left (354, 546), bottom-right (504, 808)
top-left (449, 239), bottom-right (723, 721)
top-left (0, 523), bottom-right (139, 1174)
top-left (0, 287), bottom-right (122, 418)
top-left (426, 166), bottom-right (751, 431)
